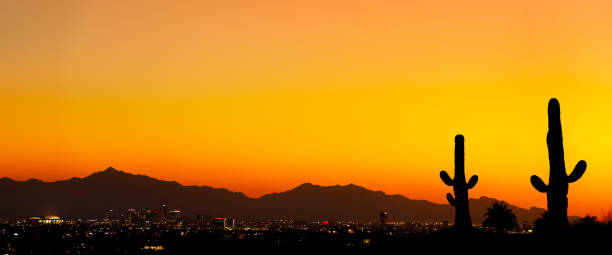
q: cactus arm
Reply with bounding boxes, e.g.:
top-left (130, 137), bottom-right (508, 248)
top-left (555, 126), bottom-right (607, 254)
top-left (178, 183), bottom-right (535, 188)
top-left (440, 170), bottom-right (454, 186)
top-left (530, 175), bottom-right (548, 193)
top-left (466, 175), bottom-right (478, 189)
top-left (446, 193), bottom-right (456, 206)
top-left (568, 160), bottom-right (587, 183)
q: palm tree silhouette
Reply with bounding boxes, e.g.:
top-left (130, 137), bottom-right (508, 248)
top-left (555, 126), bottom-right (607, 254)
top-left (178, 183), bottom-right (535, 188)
top-left (482, 201), bottom-right (517, 233)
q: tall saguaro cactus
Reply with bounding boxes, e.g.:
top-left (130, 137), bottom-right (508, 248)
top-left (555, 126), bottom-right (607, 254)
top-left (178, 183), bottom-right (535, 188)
top-left (530, 98), bottom-right (587, 228)
top-left (440, 134), bottom-right (478, 230)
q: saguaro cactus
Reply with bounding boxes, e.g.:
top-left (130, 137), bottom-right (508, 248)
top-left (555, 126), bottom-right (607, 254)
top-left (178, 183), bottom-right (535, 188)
top-left (530, 98), bottom-right (587, 228)
top-left (440, 134), bottom-right (478, 230)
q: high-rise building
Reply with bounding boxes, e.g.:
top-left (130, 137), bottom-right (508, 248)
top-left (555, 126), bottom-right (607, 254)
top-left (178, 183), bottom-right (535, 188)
top-left (127, 209), bottom-right (139, 225)
top-left (104, 209), bottom-right (116, 222)
top-left (145, 209), bottom-right (155, 223)
top-left (168, 209), bottom-right (183, 226)
top-left (160, 204), bottom-right (169, 223)
top-left (212, 217), bottom-right (227, 229)
top-left (380, 211), bottom-right (388, 226)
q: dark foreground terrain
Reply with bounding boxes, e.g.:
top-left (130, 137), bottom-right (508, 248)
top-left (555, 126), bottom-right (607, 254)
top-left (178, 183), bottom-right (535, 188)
top-left (1, 222), bottom-right (610, 254)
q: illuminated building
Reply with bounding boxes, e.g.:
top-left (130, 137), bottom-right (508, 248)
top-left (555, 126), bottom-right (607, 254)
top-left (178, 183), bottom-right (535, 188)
top-left (160, 204), bottom-right (168, 223)
top-left (168, 209), bottom-right (183, 226)
top-left (42, 216), bottom-right (63, 224)
top-left (145, 209), bottom-right (154, 223)
top-left (212, 217), bottom-right (227, 229)
top-left (196, 214), bottom-right (206, 226)
top-left (27, 216), bottom-right (42, 225)
top-left (142, 245), bottom-right (165, 251)
top-left (104, 209), bottom-right (116, 222)
top-left (380, 211), bottom-right (388, 226)
top-left (127, 208), bottom-right (140, 225)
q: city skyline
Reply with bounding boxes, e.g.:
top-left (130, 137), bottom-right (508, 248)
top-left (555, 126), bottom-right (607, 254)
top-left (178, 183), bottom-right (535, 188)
top-left (4, 1), bottom-right (612, 217)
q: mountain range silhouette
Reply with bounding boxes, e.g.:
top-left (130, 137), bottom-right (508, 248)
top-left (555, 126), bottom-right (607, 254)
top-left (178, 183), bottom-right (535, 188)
top-left (0, 167), bottom-right (571, 224)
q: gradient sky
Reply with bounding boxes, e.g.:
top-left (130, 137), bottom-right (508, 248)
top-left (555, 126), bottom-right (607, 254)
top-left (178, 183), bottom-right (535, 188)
top-left (2, 0), bottom-right (612, 218)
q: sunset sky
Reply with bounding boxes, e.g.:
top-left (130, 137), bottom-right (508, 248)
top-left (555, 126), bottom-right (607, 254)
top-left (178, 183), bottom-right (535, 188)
top-left (2, 0), bottom-right (612, 217)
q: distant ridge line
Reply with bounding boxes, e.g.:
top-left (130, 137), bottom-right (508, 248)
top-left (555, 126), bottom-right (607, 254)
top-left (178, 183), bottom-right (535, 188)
top-left (0, 167), bottom-right (557, 224)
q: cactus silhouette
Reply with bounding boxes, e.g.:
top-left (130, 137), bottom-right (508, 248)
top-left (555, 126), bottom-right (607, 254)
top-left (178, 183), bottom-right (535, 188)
top-left (530, 98), bottom-right (587, 229)
top-left (440, 134), bottom-right (478, 230)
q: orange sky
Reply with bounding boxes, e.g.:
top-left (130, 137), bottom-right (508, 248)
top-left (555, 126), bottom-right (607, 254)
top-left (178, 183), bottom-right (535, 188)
top-left (2, 0), bottom-right (612, 217)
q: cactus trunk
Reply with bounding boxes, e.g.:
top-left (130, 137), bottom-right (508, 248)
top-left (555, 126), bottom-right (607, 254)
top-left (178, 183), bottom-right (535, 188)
top-left (440, 135), bottom-right (478, 230)
top-left (530, 98), bottom-right (587, 229)
top-left (453, 135), bottom-right (471, 229)
top-left (546, 99), bottom-right (569, 226)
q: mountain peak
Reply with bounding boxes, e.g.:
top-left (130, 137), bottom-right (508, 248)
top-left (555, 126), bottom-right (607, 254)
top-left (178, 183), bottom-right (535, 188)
top-left (345, 183), bottom-right (362, 189)
top-left (294, 182), bottom-right (316, 189)
top-left (289, 182), bottom-right (371, 192)
top-left (0, 177), bottom-right (14, 183)
top-left (85, 167), bottom-right (132, 180)
top-left (104, 166), bottom-right (118, 172)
